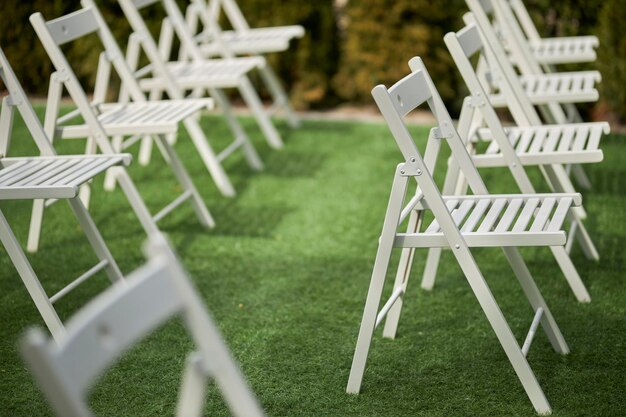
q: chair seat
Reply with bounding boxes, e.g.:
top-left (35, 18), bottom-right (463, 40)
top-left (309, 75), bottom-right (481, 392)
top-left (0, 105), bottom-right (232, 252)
top-left (56, 99), bottom-right (213, 139)
top-left (199, 26), bottom-right (305, 55)
top-left (529, 36), bottom-right (598, 65)
top-left (470, 122), bottom-right (608, 166)
top-left (138, 58), bottom-right (265, 91)
top-left (395, 194), bottom-right (579, 248)
top-left (490, 71), bottom-right (600, 106)
top-left (0, 155), bottom-right (130, 200)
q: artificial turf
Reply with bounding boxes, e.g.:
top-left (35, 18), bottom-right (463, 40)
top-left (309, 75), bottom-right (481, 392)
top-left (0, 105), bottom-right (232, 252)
top-left (0, 109), bottom-right (624, 416)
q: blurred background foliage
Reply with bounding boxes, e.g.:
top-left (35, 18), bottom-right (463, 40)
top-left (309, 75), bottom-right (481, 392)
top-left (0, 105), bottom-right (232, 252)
top-left (0, 0), bottom-right (624, 121)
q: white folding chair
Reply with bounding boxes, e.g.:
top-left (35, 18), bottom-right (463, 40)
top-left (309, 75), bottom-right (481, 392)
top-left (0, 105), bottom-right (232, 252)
top-left (116, 0), bottom-right (287, 158)
top-left (415, 23), bottom-right (607, 299)
top-left (0, 46), bottom-right (128, 342)
top-left (28, 6), bottom-right (216, 252)
top-left (504, 0), bottom-right (598, 66)
top-left (459, 8), bottom-right (604, 254)
top-left (20, 234), bottom-right (264, 417)
top-left (183, 0), bottom-right (303, 128)
top-left (348, 57), bottom-right (580, 415)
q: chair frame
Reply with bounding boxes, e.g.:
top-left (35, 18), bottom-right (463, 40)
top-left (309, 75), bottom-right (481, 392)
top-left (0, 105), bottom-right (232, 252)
top-left (28, 5), bottom-right (216, 252)
top-left (0, 47), bottom-right (127, 342)
top-left (21, 234), bottom-right (264, 417)
top-left (347, 57), bottom-right (581, 415)
top-left (116, 0), bottom-right (287, 157)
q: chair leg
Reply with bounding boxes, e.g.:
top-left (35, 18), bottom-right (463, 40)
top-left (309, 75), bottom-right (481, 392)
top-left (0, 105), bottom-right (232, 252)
top-left (347, 168), bottom-right (408, 394)
top-left (258, 64), bottom-right (300, 128)
top-left (571, 164), bottom-right (592, 190)
top-left (182, 116), bottom-right (237, 197)
top-left (0, 209), bottom-right (65, 342)
top-left (210, 87), bottom-right (264, 171)
top-left (176, 353), bottom-right (208, 417)
top-left (550, 246), bottom-right (591, 303)
top-left (66, 198), bottom-right (124, 283)
top-left (421, 248), bottom-right (442, 290)
top-left (115, 171), bottom-right (160, 236)
top-left (238, 77), bottom-right (284, 149)
top-left (451, 245), bottom-right (552, 415)
top-left (153, 135), bottom-right (215, 228)
top-left (383, 210), bottom-right (422, 339)
top-left (27, 199), bottom-right (45, 253)
top-left (104, 135), bottom-right (125, 191)
top-left (502, 247), bottom-right (569, 354)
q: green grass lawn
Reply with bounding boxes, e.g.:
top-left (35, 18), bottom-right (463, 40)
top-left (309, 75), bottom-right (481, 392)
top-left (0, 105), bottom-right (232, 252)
top-left (1, 110), bottom-right (625, 416)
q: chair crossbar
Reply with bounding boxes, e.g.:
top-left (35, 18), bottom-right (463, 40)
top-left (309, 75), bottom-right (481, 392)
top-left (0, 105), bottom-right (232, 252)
top-left (153, 190), bottom-right (193, 223)
top-left (521, 307), bottom-right (544, 357)
top-left (49, 260), bottom-right (110, 304)
top-left (375, 286), bottom-right (405, 329)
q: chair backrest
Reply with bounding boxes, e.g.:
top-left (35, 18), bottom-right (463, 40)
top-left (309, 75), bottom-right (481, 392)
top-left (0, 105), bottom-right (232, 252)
top-left (29, 5), bottom-right (154, 154)
top-left (0, 47), bottom-right (57, 157)
top-left (204, 0), bottom-right (251, 31)
top-left (507, 0), bottom-right (543, 42)
top-left (20, 234), bottom-right (264, 417)
top-left (462, 2), bottom-right (544, 126)
top-left (444, 23), bottom-right (537, 194)
top-left (372, 57), bottom-right (490, 199)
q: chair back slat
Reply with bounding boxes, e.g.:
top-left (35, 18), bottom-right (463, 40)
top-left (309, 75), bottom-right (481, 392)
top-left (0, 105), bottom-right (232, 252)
top-left (456, 24), bottom-right (484, 58)
top-left (44, 8), bottom-right (100, 46)
top-left (386, 70), bottom-right (432, 119)
top-left (53, 261), bottom-right (183, 393)
top-left (133, 0), bottom-right (161, 10)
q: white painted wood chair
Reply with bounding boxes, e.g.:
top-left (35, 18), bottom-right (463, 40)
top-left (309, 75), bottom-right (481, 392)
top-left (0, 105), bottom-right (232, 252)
top-left (348, 57), bottom-right (580, 415)
top-left (28, 6), bottom-right (216, 252)
top-left (461, 7), bottom-right (605, 213)
top-left (116, 0), bottom-right (287, 159)
top-left (415, 23), bottom-right (606, 298)
top-left (0, 46), bottom-right (128, 342)
top-left (20, 234), bottom-right (264, 417)
top-left (183, 0), bottom-right (303, 128)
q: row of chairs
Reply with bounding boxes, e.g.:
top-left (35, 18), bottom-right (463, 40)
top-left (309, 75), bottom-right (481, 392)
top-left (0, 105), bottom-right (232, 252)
top-left (2, 0), bottom-right (302, 415)
top-left (348, 0), bottom-right (607, 415)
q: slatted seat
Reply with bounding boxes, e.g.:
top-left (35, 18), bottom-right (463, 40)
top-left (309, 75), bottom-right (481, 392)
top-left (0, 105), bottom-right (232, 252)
top-left (198, 26), bottom-right (305, 56)
top-left (470, 122), bottom-right (607, 166)
top-left (489, 71), bottom-right (601, 106)
top-left (56, 100), bottom-right (212, 138)
top-left (0, 155), bottom-right (130, 200)
top-left (528, 36), bottom-right (598, 65)
top-left (138, 58), bottom-right (264, 91)
top-left (397, 194), bottom-right (579, 248)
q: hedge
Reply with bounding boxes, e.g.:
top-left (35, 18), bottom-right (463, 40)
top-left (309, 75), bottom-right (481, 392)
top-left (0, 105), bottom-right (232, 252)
top-left (0, 0), bottom-right (624, 120)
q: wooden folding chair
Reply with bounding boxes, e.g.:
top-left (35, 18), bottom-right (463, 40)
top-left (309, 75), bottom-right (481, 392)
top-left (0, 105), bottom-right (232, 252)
top-left (458, 8), bottom-right (604, 251)
top-left (183, 0), bottom-right (304, 128)
top-left (348, 57), bottom-right (580, 415)
top-left (116, 0), bottom-right (287, 158)
top-left (0, 46), bottom-right (129, 342)
top-left (416, 23), bottom-right (607, 299)
top-left (27, 6), bottom-right (216, 252)
top-left (20, 234), bottom-right (264, 417)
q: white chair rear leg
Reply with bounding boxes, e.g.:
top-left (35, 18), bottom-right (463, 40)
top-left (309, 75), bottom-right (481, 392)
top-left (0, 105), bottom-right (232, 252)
top-left (347, 167), bottom-right (409, 394)
top-left (259, 64), bottom-right (300, 128)
top-left (176, 353), bottom-right (208, 417)
top-left (27, 200), bottom-right (45, 253)
top-left (382, 210), bottom-right (422, 339)
top-left (79, 135), bottom-right (99, 209)
top-left (210, 87), bottom-right (263, 171)
top-left (549, 246), bottom-right (591, 302)
top-left (571, 164), bottom-right (592, 190)
top-left (502, 247), bottom-right (569, 353)
top-left (67, 198), bottom-right (124, 283)
top-left (237, 77), bottom-right (284, 149)
top-left (138, 135), bottom-right (155, 166)
top-left (115, 171), bottom-right (160, 236)
top-left (451, 246), bottom-right (551, 415)
top-left (153, 134), bottom-right (215, 228)
top-left (104, 135), bottom-right (124, 191)
top-left (182, 116), bottom-right (236, 197)
top-left (0, 210), bottom-right (65, 341)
